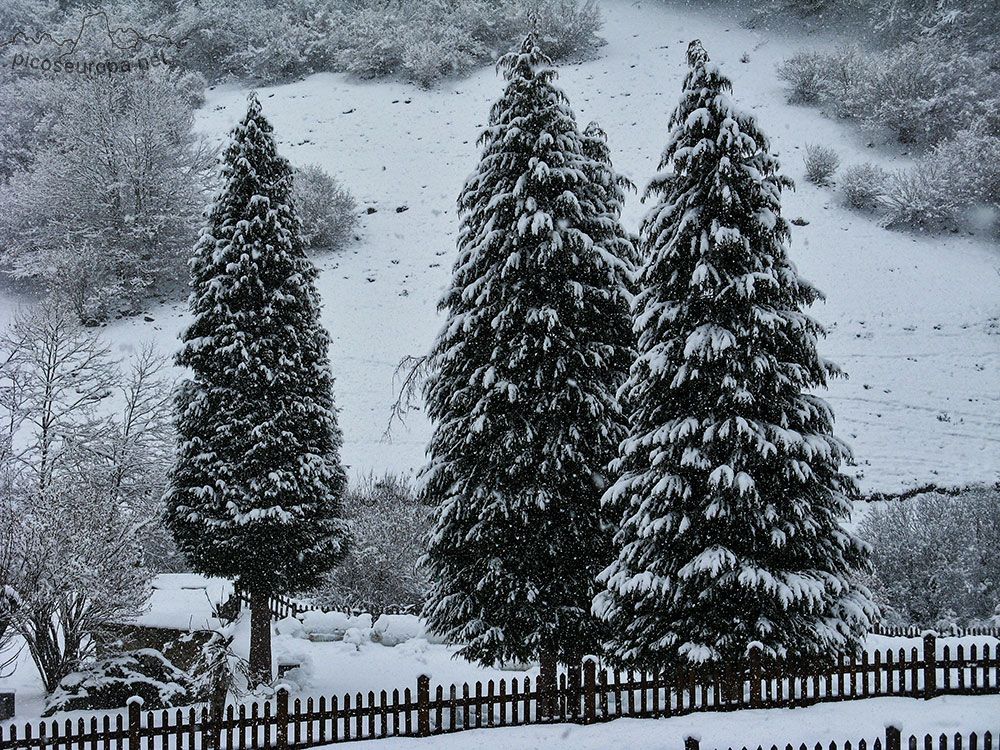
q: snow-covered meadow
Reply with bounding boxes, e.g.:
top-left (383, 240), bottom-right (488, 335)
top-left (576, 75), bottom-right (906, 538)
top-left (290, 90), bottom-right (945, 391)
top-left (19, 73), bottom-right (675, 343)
top-left (6, 0), bottom-right (990, 494)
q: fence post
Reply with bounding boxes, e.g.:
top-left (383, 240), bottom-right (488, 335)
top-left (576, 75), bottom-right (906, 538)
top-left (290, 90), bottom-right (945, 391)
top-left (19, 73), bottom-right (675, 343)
top-left (276, 688), bottom-right (289, 750)
top-left (685, 737), bottom-right (701, 750)
top-left (417, 674), bottom-right (431, 737)
top-left (923, 633), bottom-right (937, 700)
top-left (886, 726), bottom-right (901, 750)
top-left (582, 658), bottom-right (597, 724)
top-left (749, 646), bottom-right (762, 708)
top-left (127, 697), bottom-right (142, 750)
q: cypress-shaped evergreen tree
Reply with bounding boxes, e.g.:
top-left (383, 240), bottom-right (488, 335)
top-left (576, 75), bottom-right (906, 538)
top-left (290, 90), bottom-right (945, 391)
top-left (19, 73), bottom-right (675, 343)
top-left (165, 93), bottom-right (349, 686)
top-left (594, 42), bottom-right (876, 670)
top-left (420, 38), bottom-right (633, 685)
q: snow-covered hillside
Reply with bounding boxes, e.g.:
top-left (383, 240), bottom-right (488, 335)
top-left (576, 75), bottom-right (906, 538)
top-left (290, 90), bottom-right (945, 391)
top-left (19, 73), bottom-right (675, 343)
top-left (8, 0), bottom-right (996, 492)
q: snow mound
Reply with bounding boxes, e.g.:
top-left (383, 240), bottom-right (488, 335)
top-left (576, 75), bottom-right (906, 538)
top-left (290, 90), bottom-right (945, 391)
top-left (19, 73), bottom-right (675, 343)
top-left (298, 610), bottom-right (373, 641)
top-left (372, 615), bottom-right (423, 646)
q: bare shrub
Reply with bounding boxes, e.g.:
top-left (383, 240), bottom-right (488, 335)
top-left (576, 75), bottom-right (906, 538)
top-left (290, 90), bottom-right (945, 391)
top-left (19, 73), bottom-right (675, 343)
top-left (776, 51), bottom-right (827, 104)
top-left (881, 161), bottom-right (958, 230)
top-left (882, 128), bottom-right (1000, 233)
top-left (0, 304), bottom-right (162, 693)
top-left (804, 143), bottom-right (840, 185)
top-left (859, 486), bottom-right (1000, 628)
top-left (293, 165), bottom-right (358, 252)
top-left (840, 163), bottom-right (890, 210)
top-left (311, 474), bottom-right (430, 619)
top-left (169, 0), bottom-right (603, 86)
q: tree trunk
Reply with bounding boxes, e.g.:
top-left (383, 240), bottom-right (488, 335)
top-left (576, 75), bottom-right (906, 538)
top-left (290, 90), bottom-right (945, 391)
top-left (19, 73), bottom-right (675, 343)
top-left (248, 591), bottom-right (272, 688)
top-left (538, 649), bottom-right (557, 720)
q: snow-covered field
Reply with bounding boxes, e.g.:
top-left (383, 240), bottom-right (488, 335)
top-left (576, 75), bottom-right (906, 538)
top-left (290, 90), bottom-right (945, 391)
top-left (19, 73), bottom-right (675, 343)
top-left (0, 0), bottom-right (990, 492)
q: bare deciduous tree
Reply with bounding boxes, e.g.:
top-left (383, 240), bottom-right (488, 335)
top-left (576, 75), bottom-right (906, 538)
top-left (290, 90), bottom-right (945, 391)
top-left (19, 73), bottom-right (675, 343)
top-left (0, 302), bottom-right (173, 694)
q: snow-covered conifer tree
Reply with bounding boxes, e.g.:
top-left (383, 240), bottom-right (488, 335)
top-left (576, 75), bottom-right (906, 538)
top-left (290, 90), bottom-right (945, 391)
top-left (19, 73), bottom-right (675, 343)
top-left (580, 120), bottom-right (641, 287)
top-left (594, 41), bottom-right (876, 670)
top-left (420, 38), bottom-right (633, 686)
top-left (165, 93), bottom-right (349, 686)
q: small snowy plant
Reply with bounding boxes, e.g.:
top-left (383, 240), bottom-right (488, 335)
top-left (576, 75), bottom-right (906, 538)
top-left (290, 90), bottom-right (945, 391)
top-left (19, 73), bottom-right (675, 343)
top-left (165, 93), bottom-right (350, 687)
top-left (840, 163), bottom-right (889, 210)
top-left (776, 51), bottom-right (827, 103)
top-left (595, 41), bottom-right (877, 671)
top-left (420, 37), bottom-right (633, 679)
top-left (293, 164), bottom-right (358, 251)
top-left (45, 650), bottom-right (197, 715)
top-left (804, 143), bottom-right (840, 185)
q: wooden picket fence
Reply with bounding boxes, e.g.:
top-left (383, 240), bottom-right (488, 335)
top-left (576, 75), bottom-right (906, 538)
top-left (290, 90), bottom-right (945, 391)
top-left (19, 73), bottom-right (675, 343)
top-left (3, 633), bottom-right (1000, 750)
top-left (691, 725), bottom-right (998, 750)
top-left (232, 591), bottom-right (316, 621)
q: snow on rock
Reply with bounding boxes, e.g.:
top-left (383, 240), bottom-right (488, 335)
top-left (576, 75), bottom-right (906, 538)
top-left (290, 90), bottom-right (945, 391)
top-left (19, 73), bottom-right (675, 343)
top-left (297, 610), bottom-right (373, 641)
top-left (275, 616), bottom-right (304, 637)
top-left (371, 615), bottom-right (423, 646)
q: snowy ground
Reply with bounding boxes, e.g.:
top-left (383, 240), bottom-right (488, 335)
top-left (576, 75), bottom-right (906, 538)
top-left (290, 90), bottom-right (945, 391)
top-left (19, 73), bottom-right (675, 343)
top-left (322, 695), bottom-right (1000, 750)
top-left (0, 0), bottom-right (991, 492)
top-left (5, 575), bottom-right (999, 730)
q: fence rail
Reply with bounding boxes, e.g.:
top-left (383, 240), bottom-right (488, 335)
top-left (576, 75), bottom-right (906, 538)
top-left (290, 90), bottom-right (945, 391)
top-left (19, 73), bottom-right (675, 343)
top-left (869, 624), bottom-right (1000, 639)
top-left (4, 634), bottom-right (999, 750)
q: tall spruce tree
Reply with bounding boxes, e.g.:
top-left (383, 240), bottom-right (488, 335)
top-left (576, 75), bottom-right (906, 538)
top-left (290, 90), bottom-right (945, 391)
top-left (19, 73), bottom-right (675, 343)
top-left (420, 38), bottom-right (633, 688)
top-left (594, 42), bottom-right (876, 669)
top-left (165, 93), bottom-right (349, 686)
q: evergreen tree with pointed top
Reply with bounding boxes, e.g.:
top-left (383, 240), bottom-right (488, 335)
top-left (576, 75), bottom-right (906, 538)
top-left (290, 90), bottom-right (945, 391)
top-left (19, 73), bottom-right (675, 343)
top-left (594, 41), bottom-right (876, 670)
top-left (580, 120), bottom-right (641, 290)
top-left (420, 38), bottom-right (633, 679)
top-left (165, 93), bottom-right (349, 686)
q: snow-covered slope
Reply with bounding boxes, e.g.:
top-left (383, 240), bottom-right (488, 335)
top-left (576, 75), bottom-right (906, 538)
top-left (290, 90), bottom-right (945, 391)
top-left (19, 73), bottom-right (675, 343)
top-left (15, 0), bottom-right (999, 491)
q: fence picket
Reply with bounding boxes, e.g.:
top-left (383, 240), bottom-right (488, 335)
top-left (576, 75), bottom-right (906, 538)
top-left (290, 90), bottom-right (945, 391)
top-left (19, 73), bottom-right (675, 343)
top-left (499, 679), bottom-right (507, 727)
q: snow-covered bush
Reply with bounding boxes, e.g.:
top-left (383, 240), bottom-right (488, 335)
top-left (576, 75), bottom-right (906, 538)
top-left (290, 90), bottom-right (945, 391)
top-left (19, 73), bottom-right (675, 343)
top-left (859, 486), bottom-right (1000, 628)
top-left (311, 474), bottom-right (430, 619)
top-left (168, 0), bottom-right (317, 82)
top-left (854, 43), bottom-right (992, 146)
top-left (167, 0), bottom-right (602, 86)
top-left (880, 161), bottom-right (958, 231)
top-left (753, 0), bottom-right (999, 49)
top-left (293, 165), bottom-right (358, 252)
top-left (840, 163), bottom-right (889, 210)
top-left (881, 129), bottom-right (1000, 233)
top-left (776, 51), bottom-right (827, 104)
top-left (0, 69), bottom-right (214, 321)
top-left (804, 143), bottom-right (840, 185)
top-left (45, 649), bottom-right (197, 715)
top-left (777, 44), bottom-right (1000, 148)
